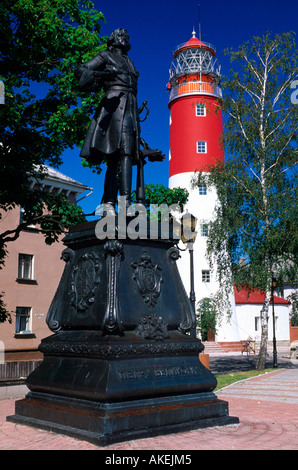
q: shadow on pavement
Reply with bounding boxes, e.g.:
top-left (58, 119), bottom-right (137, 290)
top-left (209, 351), bottom-right (297, 375)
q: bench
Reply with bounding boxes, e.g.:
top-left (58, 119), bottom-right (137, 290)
top-left (241, 339), bottom-right (256, 356)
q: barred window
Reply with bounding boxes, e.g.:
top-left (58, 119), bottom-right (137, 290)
top-left (197, 141), bottom-right (207, 153)
top-left (202, 270), bottom-right (210, 283)
top-left (198, 184), bottom-right (207, 195)
top-left (200, 224), bottom-right (209, 237)
top-left (196, 103), bottom-right (206, 116)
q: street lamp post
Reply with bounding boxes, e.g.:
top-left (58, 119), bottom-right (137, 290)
top-left (188, 241), bottom-right (196, 321)
top-left (271, 276), bottom-right (278, 368)
top-left (181, 212), bottom-right (197, 339)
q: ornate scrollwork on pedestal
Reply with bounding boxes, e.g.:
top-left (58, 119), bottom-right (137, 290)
top-left (135, 313), bottom-right (169, 341)
top-left (47, 319), bottom-right (61, 332)
top-left (39, 335), bottom-right (204, 358)
top-left (167, 246), bottom-right (180, 262)
top-left (46, 248), bottom-right (75, 332)
top-left (131, 250), bottom-right (162, 307)
top-left (167, 245), bottom-right (195, 335)
top-left (61, 248), bottom-right (74, 263)
top-left (103, 240), bottom-right (123, 334)
top-left (70, 252), bottom-right (100, 312)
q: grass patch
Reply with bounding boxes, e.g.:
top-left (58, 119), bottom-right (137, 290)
top-left (215, 368), bottom-right (278, 391)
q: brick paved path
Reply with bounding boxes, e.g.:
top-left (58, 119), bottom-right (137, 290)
top-left (1, 368), bottom-right (298, 450)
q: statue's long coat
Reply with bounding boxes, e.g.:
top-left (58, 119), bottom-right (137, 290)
top-left (75, 49), bottom-right (140, 164)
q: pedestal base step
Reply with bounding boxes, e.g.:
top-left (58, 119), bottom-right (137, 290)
top-left (7, 391), bottom-right (239, 446)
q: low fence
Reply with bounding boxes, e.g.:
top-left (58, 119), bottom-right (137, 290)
top-left (0, 360), bottom-right (42, 381)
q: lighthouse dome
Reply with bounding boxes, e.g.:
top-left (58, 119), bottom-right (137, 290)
top-left (169, 30), bottom-right (220, 81)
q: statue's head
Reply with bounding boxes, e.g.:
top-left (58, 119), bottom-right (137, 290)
top-left (107, 28), bottom-right (131, 52)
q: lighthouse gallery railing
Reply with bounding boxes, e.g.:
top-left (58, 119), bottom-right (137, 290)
top-left (169, 80), bottom-right (222, 102)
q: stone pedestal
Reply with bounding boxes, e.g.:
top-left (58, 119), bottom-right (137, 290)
top-left (7, 221), bottom-right (238, 445)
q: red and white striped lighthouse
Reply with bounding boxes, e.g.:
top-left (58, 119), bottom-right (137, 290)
top-left (168, 28), bottom-right (224, 296)
top-left (168, 27), bottom-right (223, 188)
top-left (167, 28), bottom-right (241, 345)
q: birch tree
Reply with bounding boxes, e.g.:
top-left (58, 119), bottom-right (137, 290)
top-left (193, 32), bottom-right (298, 370)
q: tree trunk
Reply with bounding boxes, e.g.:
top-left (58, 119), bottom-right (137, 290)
top-left (256, 288), bottom-right (271, 370)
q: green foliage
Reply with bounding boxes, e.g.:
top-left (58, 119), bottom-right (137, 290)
top-left (131, 184), bottom-right (189, 221)
top-left (0, 292), bottom-right (12, 324)
top-left (196, 298), bottom-right (217, 341)
top-left (0, 0), bottom-right (106, 235)
top-left (132, 184), bottom-right (189, 208)
top-left (0, 1), bottom-right (105, 321)
top-left (26, 192), bottom-right (86, 244)
top-left (0, 0), bottom-right (106, 201)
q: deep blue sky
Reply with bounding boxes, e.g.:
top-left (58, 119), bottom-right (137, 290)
top-left (58, 0), bottom-right (298, 215)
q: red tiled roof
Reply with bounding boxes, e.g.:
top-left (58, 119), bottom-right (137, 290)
top-left (234, 286), bottom-right (289, 305)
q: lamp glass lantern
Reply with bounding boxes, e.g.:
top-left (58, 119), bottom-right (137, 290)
top-left (181, 212), bottom-right (198, 245)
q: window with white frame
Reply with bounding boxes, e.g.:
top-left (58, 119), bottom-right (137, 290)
top-left (202, 270), bottom-right (210, 283)
top-left (197, 141), bottom-right (207, 153)
top-left (198, 184), bottom-right (207, 195)
top-left (255, 317), bottom-right (260, 331)
top-left (18, 254), bottom-right (34, 280)
top-left (15, 307), bottom-right (32, 334)
top-left (200, 224), bottom-right (209, 237)
top-left (196, 103), bottom-right (206, 116)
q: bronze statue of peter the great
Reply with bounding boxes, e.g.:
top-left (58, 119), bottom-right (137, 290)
top-left (75, 28), bottom-right (164, 210)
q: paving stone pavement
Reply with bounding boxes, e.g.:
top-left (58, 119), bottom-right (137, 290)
top-left (1, 367), bottom-right (298, 451)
